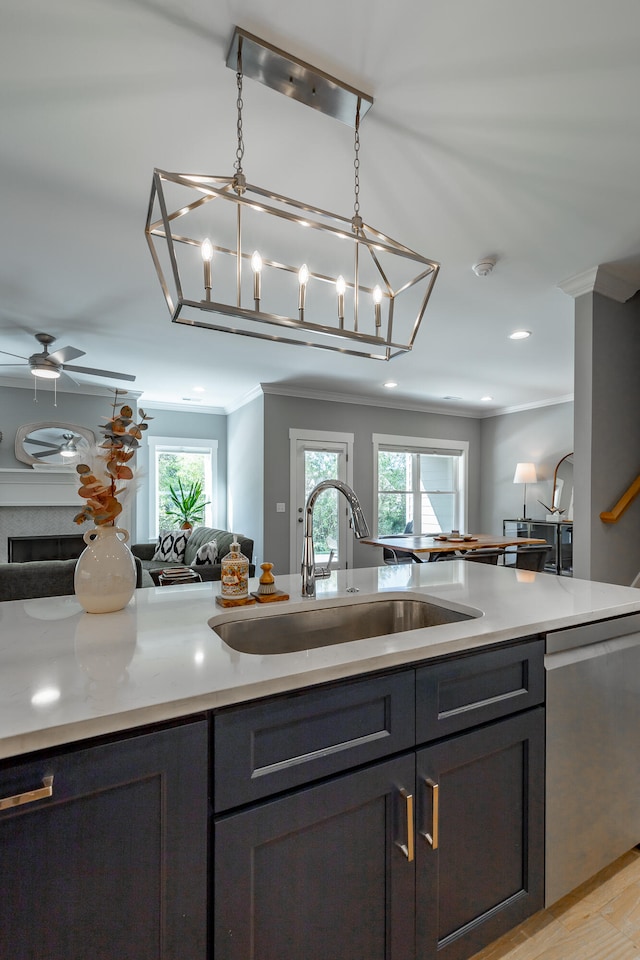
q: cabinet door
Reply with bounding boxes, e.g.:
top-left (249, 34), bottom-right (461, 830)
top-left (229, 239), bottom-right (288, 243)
top-left (215, 754), bottom-right (415, 960)
top-left (416, 708), bottom-right (544, 960)
top-left (0, 720), bottom-right (208, 960)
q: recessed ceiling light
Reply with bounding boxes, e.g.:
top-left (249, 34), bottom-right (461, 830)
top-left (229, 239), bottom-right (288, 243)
top-left (509, 330), bottom-right (531, 340)
top-left (193, 386), bottom-right (205, 393)
top-left (443, 395), bottom-right (463, 401)
top-left (384, 380), bottom-right (398, 389)
top-left (481, 395), bottom-right (493, 402)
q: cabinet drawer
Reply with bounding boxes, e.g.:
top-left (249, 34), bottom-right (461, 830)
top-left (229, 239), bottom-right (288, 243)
top-left (416, 637), bottom-right (544, 743)
top-left (214, 670), bottom-right (414, 812)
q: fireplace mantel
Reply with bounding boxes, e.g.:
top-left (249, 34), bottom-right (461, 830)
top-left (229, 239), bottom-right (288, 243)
top-left (0, 467), bottom-right (79, 507)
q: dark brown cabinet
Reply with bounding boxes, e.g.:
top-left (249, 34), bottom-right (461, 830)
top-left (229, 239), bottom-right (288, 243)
top-left (0, 719), bottom-right (208, 960)
top-left (213, 639), bottom-right (545, 960)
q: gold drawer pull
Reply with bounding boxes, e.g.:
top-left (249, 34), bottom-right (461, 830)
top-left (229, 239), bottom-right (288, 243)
top-left (0, 776), bottom-right (54, 811)
top-left (424, 778), bottom-right (439, 849)
top-left (398, 789), bottom-right (414, 862)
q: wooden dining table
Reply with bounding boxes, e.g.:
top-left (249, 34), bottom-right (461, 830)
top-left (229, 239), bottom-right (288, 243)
top-left (360, 533), bottom-right (547, 562)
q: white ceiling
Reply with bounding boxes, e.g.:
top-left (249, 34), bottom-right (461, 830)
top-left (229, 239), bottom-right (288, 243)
top-left (2, 0), bottom-right (640, 415)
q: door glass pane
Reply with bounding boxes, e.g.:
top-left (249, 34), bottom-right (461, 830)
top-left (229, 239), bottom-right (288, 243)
top-left (304, 451), bottom-right (339, 563)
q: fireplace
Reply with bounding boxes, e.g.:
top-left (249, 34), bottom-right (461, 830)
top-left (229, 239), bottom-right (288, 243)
top-left (8, 534), bottom-right (86, 563)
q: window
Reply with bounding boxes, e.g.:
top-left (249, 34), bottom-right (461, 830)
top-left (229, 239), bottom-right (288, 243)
top-left (147, 436), bottom-right (217, 537)
top-left (373, 434), bottom-right (468, 536)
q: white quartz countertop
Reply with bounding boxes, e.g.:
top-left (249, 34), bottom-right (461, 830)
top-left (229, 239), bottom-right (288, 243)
top-left (2, 562), bottom-right (640, 761)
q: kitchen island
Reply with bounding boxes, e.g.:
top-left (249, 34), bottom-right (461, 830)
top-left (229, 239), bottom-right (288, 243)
top-left (2, 562), bottom-right (640, 960)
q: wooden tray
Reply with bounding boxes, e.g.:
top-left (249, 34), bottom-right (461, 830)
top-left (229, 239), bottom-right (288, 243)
top-left (250, 590), bottom-right (290, 603)
top-left (215, 595), bottom-right (257, 608)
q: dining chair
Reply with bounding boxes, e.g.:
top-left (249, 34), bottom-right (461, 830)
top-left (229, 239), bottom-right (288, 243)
top-left (463, 549), bottom-right (504, 565)
top-left (514, 544), bottom-right (552, 571)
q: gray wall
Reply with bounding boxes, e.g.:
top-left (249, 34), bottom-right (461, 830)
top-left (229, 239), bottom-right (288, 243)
top-left (573, 292), bottom-right (640, 585)
top-left (227, 394), bottom-right (264, 567)
top-left (263, 393), bottom-right (483, 575)
top-left (137, 405), bottom-right (228, 542)
top-left (479, 402), bottom-right (574, 534)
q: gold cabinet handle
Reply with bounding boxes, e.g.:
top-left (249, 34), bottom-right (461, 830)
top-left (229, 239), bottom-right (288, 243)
top-left (423, 778), bottom-right (439, 849)
top-left (397, 788), bottom-right (414, 862)
top-left (0, 776), bottom-right (54, 811)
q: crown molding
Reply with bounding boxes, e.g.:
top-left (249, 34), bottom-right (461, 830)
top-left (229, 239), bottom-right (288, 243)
top-left (483, 394), bottom-right (574, 418)
top-left (558, 265), bottom-right (640, 303)
top-left (260, 382), bottom-right (489, 417)
top-left (224, 384), bottom-right (264, 414)
top-left (140, 399), bottom-right (226, 415)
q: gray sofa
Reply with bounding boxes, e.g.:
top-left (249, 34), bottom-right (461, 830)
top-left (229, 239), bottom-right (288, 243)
top-left (0, 556), bottom-right (152, 602)
top-left (131, 527), bottom-right (255, 584)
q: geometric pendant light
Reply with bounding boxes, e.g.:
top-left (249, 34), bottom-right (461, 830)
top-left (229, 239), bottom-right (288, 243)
top-left (145, 28), bottom-right (440, 360)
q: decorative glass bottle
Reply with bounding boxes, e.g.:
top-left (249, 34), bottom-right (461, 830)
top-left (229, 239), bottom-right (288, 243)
top-left (220, 537), bottom-right (249, 600)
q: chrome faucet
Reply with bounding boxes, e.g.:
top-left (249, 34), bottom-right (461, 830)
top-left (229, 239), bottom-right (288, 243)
top-left (301, 479), bottom-right (371, 598)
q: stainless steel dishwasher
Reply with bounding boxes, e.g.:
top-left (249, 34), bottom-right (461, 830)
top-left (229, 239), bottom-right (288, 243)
top-left (545, 612), bottom-right (640, 906)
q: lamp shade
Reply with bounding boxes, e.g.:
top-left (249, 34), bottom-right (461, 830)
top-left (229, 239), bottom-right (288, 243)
top-left (513, 462), bottom-right (537, 484)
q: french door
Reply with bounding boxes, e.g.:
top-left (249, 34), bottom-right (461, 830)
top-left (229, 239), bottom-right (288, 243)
top-left (289, 431), bottom-right (353, 574)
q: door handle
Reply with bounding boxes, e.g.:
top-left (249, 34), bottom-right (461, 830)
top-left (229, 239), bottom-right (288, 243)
top-left (0, 776), bottom-right (54, 811)
top-left (422, 778), bottom-right (439, 849)
top-left (396, 788), bottom-right (414, 862)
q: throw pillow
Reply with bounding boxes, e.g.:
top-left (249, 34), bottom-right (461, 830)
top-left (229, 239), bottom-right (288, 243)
top-left (191, 540), bottom-right (218, 567)
top-left (152, 530), bottom-right (191, 564)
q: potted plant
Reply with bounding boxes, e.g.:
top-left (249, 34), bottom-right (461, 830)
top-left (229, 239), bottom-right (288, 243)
top-left (166, 478), bottom-right (210, 530)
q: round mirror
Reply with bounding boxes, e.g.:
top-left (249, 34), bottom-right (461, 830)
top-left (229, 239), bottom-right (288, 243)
top-left (15, 421), bottom-right (96, 467)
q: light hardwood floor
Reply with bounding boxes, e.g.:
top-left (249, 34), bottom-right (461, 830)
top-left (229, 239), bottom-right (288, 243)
top-left (471, 848), bottom-right (640, 960)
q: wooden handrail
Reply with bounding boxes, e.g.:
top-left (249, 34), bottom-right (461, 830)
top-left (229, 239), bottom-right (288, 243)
top-left (600, 474), bottom-right (640, 524)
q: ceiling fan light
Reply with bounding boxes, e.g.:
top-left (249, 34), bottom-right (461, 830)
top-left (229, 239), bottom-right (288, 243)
top-left (60, 447), bottom-right (76, 457)
top-left (31, 366), bottom-right (60, 380)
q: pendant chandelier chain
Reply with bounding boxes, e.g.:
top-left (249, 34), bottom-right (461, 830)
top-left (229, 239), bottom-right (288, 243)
top-left (351, 98), bottom-right (363, 233)
top-left (234, 46), bottom-right (245, 189)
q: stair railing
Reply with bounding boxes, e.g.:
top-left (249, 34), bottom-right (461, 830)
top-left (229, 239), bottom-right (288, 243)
top-left (600, 474), bottom-right (640, 524)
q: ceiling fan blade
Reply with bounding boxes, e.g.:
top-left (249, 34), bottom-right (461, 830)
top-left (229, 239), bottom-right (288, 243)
top-left (32, 448), bottom-right (62, 458)
top-left (49, 345), bottom-right (85, 364)
top-left (24, 438), bottom-right (62, 449)
top-left (0, 350), bottom-right (28, 360)
top-left (64, 363), bottom-right (136, 382)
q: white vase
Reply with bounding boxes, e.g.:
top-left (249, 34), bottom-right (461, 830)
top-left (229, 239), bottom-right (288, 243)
top-left (74, 526), bottom-right (137, 614)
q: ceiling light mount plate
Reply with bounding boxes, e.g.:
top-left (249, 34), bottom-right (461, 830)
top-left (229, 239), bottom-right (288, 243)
top-left (226, 27), bottom-right (373, 126)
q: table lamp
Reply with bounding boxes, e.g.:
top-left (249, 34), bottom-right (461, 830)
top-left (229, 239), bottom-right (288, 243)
top-left (513, 462), bottom-right (537, 520)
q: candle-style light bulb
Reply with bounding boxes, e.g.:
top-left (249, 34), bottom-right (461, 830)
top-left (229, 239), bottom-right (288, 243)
top-left (251, 251), bottom-right (262, 305)
top-left (373, 284), bottom-right (383, 331)
top-left (298, 263), bottom-right (309, 316)
top-left (336, 275), bottom-right (346, 327)
top-left (201, 238), bottom-right (213, 301)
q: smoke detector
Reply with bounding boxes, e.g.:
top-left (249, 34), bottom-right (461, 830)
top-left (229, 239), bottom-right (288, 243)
top-left (472, 258), bottom-right (496, 277)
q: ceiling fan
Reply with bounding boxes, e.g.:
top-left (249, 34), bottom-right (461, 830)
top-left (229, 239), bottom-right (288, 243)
top-left (25, 432), bottom-right (82, 459)
top-left (0, 332), bottom-right (135, 382)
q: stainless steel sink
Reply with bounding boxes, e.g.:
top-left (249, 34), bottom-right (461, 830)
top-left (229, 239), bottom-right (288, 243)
top-left (210, 597), bottom-right (477, 655)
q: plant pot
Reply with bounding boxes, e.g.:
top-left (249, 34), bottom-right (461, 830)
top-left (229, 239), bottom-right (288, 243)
top-left (74, 526), bottom-right (137, 614)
